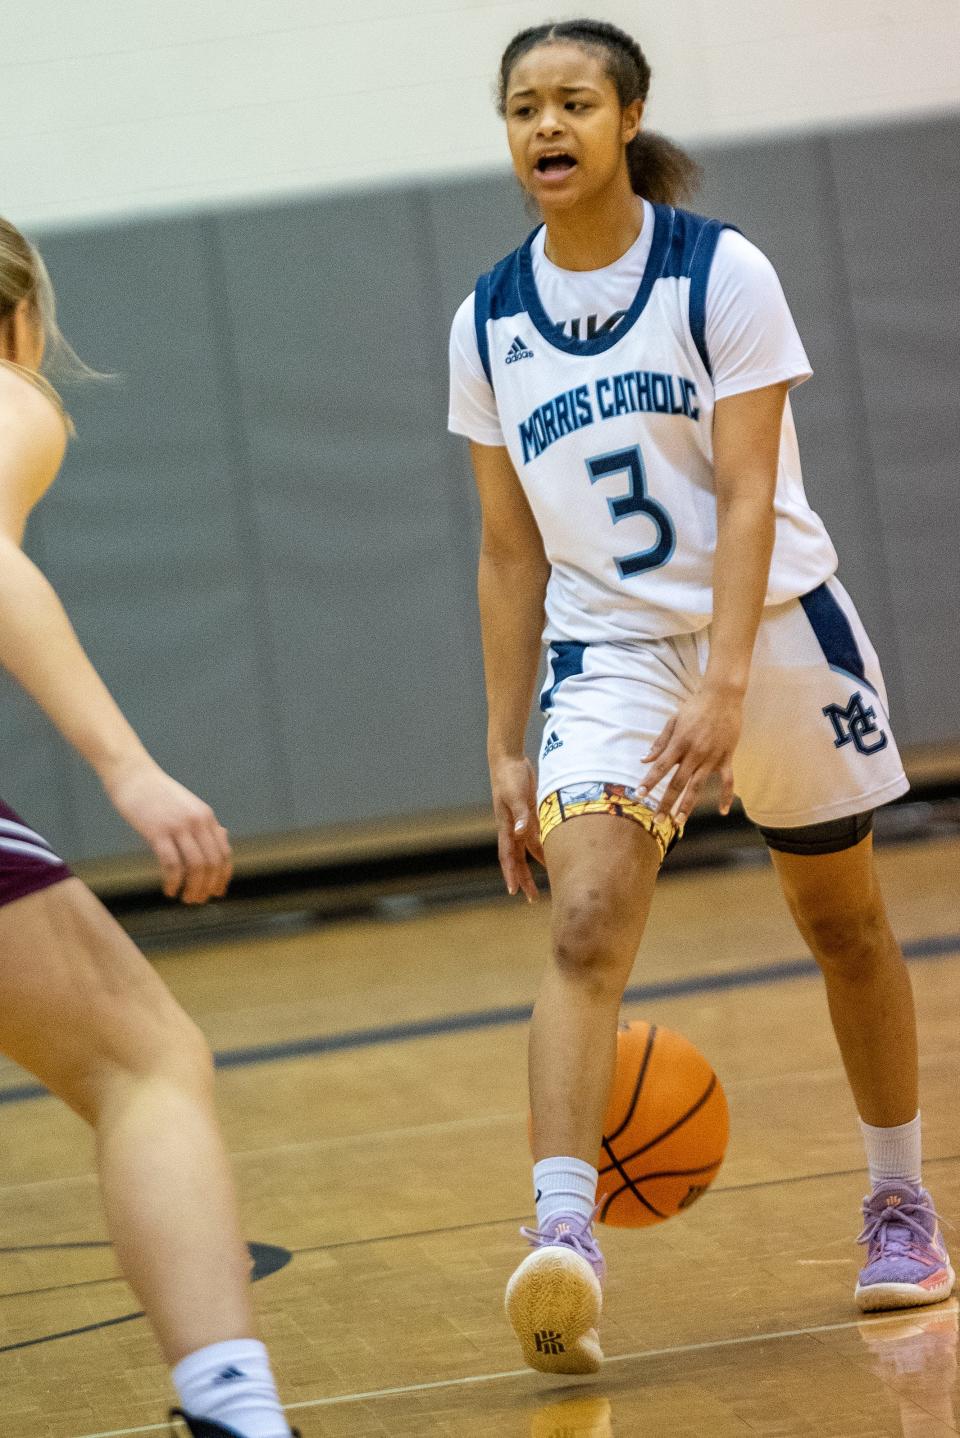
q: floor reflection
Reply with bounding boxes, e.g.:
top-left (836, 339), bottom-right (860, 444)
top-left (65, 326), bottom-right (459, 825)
top-left (530, 1393), bottom-right (613, 1437)
top-left (858, 1299), bottom-right (959, 1436)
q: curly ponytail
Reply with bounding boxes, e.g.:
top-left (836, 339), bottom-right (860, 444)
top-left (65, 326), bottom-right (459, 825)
top-left (497, 18), bottom-right (701, 207)
top-left (626, 132), bottom-right (700, 206)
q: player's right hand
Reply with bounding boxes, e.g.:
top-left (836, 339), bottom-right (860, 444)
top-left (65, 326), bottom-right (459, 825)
top-left (490, 754), bottom-right (544, 903)
top-left (101, 756), bottom-right (233, 904)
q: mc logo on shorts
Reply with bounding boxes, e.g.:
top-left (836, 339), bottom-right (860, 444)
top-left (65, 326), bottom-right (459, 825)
top-left (822, 690), bottom-right (888, 755)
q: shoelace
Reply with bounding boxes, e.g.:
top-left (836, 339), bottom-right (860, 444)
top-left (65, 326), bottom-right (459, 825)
top-left (857, 1196), bottom-right (944, 1261)
top-left (520, 1206), bottom-right (603, 1262)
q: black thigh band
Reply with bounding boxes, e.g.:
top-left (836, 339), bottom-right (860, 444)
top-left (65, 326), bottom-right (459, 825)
top-left (756, 809), bottom-right (875, 856)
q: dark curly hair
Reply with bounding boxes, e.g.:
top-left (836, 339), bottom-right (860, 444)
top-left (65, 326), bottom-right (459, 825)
top-left (497, 19), bottom-right (700, 206)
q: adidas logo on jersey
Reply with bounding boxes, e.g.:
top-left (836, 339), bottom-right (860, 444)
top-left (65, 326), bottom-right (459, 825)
top-left (543, 730), bottom-right (563, 756)
top-left (505, 334), bottom-right (534, 364)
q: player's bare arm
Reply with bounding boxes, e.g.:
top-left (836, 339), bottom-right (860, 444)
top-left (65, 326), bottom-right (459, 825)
top-left (642, 380), bottom-right (787, 822)
top-left (471, 439), bottom-right (549, 900)
top-left (0, 368), bottom-right (230, 903)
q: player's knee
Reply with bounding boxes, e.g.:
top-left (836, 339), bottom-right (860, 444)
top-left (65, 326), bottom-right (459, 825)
top-left (123, 996), bottom-right (215, 1102)
top-left (552, 890), bottom-right (632, 990)
top-left (800, 900), bottom-right (890, 979)
top-left (155, 1006), bottom-right (215, 1092)
top-left (70, 994), bottom-right (214, 1124)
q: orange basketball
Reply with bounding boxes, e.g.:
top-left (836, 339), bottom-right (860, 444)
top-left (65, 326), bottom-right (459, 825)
top-left (596, 1020), bottom-right (728, 1228)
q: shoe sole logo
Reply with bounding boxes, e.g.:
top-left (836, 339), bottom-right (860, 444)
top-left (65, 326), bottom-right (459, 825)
top-left (535, 1329), bottom-right (566, 1354)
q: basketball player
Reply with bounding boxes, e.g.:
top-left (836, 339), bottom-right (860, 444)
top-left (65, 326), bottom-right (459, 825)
top-left (0, 220), bottom-right (297, 1437)
top-left (447, 20), bottom-right (953, 1374)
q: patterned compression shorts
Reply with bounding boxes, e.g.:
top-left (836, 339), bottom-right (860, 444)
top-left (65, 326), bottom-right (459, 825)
top-left (538, 780), bottom-right (682, 862)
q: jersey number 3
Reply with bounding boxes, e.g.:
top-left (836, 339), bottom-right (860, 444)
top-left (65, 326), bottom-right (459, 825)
top-left (586, 445), bottom-right (676, 578)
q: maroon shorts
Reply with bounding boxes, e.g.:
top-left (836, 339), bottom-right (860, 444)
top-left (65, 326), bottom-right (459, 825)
top-left (0, 799), bottom-right (73, 908)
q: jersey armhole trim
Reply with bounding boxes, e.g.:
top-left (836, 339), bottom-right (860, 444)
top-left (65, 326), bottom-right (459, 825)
top-left (473, 275), bottom-right (493, 386)
top-left (687, 220), bottom-right (733, 381)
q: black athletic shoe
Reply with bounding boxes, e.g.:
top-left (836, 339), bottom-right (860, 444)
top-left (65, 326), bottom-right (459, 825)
top-left (169, 1410), bottom-right (301, 1437)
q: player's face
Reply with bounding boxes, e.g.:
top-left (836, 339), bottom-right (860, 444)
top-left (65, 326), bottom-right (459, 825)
top-left (504, 43), bottom-right (642, 213)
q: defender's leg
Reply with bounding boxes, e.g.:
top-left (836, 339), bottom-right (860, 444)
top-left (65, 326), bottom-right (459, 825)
top-left (0, 878), bottom-right (295, 1434)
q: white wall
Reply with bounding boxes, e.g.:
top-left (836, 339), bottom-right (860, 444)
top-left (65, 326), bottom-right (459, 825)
top-left (6, 0), bottom-right (960, 229)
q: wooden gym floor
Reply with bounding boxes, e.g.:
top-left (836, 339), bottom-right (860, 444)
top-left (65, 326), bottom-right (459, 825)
top-left (2, 824), bottom-right (960, 1437)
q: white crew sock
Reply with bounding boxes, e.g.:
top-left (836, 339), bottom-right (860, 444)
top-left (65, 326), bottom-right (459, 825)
top-left (533, 1156), bottom-right (598, 1229)
top-left (859, 1111), bottom-right (922, 1188)
top-left (173, 1339), bottom-right (289, 1438)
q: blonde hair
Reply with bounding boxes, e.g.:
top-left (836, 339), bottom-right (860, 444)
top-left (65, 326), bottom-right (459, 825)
top-left (0, 217), bottom-right (101, 383)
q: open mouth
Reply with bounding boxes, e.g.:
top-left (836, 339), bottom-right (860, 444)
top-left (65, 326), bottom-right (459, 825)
top-left (534, 153), bottom-right (577, 177)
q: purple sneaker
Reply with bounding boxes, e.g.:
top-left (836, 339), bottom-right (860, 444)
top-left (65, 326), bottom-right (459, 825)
top-left (855, 1181), bottom-right (955, 1312)
top-left (505, 1212), bottom-right (605, 1374)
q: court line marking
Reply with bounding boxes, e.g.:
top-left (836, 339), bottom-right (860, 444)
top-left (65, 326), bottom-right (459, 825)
top-left (2, 930), bottom-right (958, 1109)
top-left (3, 1046), bottom-right (959, 1195)
top-left (6, 1150), bottom-right (960, 1303)
top-left (70, 1304), bottom-right (959, 1438)
top-left (0, 1114), bottom-right (524, 1198)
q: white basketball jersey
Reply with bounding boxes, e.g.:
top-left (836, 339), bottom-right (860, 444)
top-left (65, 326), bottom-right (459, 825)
top-left (472, 204), bottom-right (837, 642)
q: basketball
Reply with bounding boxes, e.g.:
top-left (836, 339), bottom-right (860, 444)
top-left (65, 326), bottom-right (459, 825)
top-left (596, 1020), bottom-right (729, 1228)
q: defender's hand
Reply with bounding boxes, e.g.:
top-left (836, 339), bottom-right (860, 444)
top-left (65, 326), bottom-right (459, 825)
top-left (102, 757), bottom-right (233, 903)
top-left (490, 754), bottom-right (544, 902)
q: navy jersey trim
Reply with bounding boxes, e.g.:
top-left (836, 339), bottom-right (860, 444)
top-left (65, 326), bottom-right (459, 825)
top-left (517, 204), bottom-right (673, 358)
top-left (473, 246), bottom-right (527, 386)
top-left (661, 206), bottom-right (717, 278)
top-left (540, 641), bottom-right (588, 712)
top-left (474, 274), bottom-right (492, 385)
top-left (799, 582), bottom-right (879, 698)
top-left (474, 205), bottom-right (739, 377)
top-left (687, 220), bottom-right (732, 379)
top-left (661, 207), bottom-right (739, 378)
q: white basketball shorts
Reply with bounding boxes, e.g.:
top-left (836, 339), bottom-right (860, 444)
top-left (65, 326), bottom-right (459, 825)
top-left (537, 577), bottom-right (909, 834)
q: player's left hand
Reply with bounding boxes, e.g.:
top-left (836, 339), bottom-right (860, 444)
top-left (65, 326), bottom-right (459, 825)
top-left (638, 683), bottom-right (743, 824)
top-left (102, 755), bottom-right (233, 904)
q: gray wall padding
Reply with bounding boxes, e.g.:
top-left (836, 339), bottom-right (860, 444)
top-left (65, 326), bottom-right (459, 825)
top-left (2, 112), bottom-right (956, 862)
top-left (30, 218), bottom-right (286, 855)
top-left (212, 190), bottom-right (490, 826)
top-left (829, 119), bottom-right (960, 745)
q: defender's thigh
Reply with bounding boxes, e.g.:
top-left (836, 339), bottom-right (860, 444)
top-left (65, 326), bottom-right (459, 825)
top-left (0, 878), bottom-right (206, 1115)
top-left (734, 579), bottom-right (908, 830)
